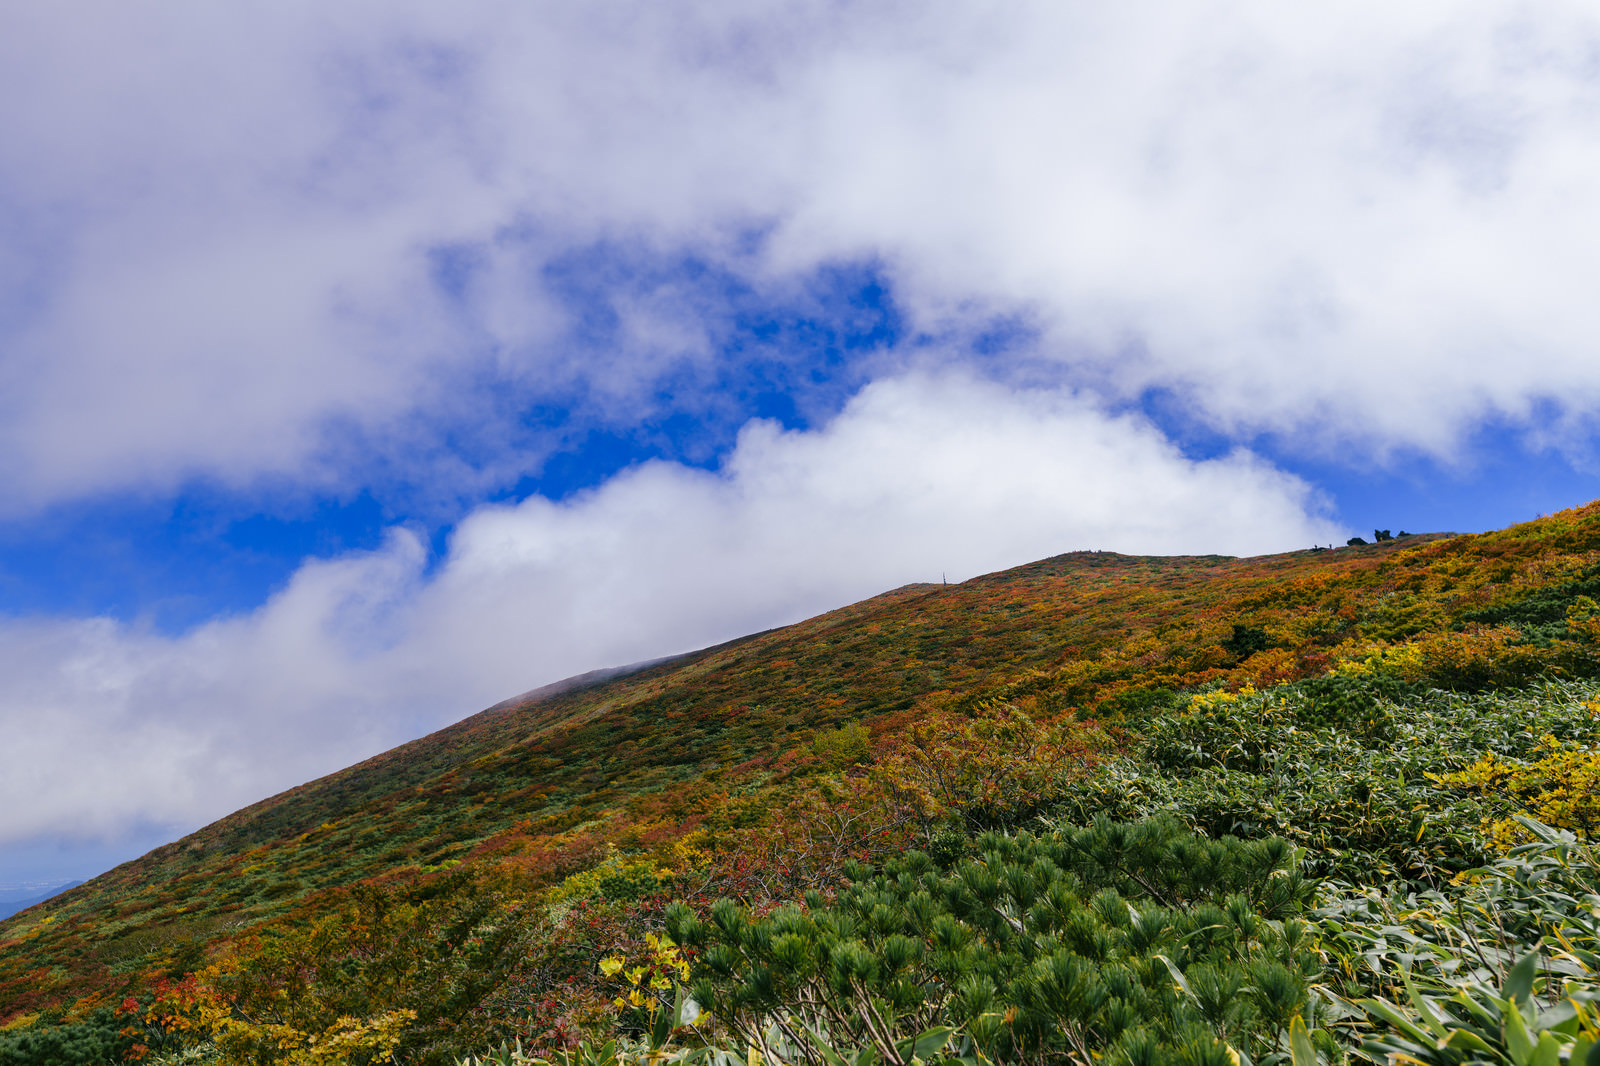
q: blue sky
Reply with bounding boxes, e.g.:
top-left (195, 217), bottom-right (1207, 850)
top-left (3, 1), bottom-right (1600, 890)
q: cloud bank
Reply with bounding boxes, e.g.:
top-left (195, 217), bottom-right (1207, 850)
top-left (3, 2), bottom-right (1600, 511)
top-left (0, 373), bottom-right (1338, 847)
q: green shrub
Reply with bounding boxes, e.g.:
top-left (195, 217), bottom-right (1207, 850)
top-left (812, 725), bottom-right (873, 770)
top-left (1222, 624), bottom-right (1270, 660)
top-left (668, 817), bottom-right (1324, 1066)
top-left (0, 1008), bottom-right (135, 1066)
top-left (1317, 818), bottom-right (1600, 1063)
top-left (1049, 677), bottom-right (1600, 885)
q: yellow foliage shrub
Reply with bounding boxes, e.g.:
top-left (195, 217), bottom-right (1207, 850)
top-left (1189, 684), bottom-right (1257, 711)
top-left (1334, 627), bottom-right (1546, 691)
top-left (549, 850), bottom-right (671, 905)
top-left (150, 960), bottom-right (416, 1066)
top-left (599, 932), bottom-right (690, 1011)
top-left (1435, 735), bottom-right (1600, 850)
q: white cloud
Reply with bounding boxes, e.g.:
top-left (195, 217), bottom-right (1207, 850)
top-left (0, 372), bottom-right (1339, 848)
top-left (4, 2), bottom-right (1600, 508)
top-left (0, 535), bottom-right (428, 844)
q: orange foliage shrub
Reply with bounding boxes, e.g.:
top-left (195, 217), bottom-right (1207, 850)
top-left (872, 701), bottom-right (1109, 835)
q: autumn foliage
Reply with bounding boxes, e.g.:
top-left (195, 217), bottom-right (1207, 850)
top-left (8, 504), bottom-right (1600, 1062)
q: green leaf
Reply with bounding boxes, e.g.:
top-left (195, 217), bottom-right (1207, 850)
top-left (1445, 986), bottom-right (1503, 1030)
top-left (1567, 946), bottom-right (1600, 971)
top-left (1533, 1000), bottom-right (1578, 1035)
top-left (651, 1002), bottom-right (672, 1050)
top-left (1358, 997), bottom-right (1444, 1047)
top-left (1512, 816), bottom-right (1565, 844)
top-left (802, 1028), bottom-right (851, 1066)
top-left (1441, 1029), bottom-right (1498, 1054)
top-left (1505, 953), bottom-right (1542, 1008)
top-left (1287, 1015), bottom-right (1318, 1066)
top-left (1155, 954), bottom-right (1196, 1002)
top-left (1401, 968), bottom-right (1449, 1038)
top-left (1505, 997), bottom-right (1536, 1066)
top-left (896, 1026), bottom-right (956, 1063)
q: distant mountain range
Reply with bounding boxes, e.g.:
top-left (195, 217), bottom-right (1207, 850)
top-left (0, 882), bottom-right (83, 922)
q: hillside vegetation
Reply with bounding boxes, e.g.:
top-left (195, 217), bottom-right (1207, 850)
top-left (7, 505), bottom-right (1600, 1063)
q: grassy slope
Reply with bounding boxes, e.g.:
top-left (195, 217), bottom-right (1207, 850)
top-left (4, 505), bottom-right (1599, 1019)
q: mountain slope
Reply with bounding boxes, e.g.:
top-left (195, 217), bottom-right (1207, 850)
top-left (5, 507), bottom-right (1600, 1024)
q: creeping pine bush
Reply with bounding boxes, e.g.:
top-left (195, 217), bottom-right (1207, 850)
top-left (0, 1007), bottom-right (137, 1066)
top-left (667, 816), bottom-right (1324, 1066)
